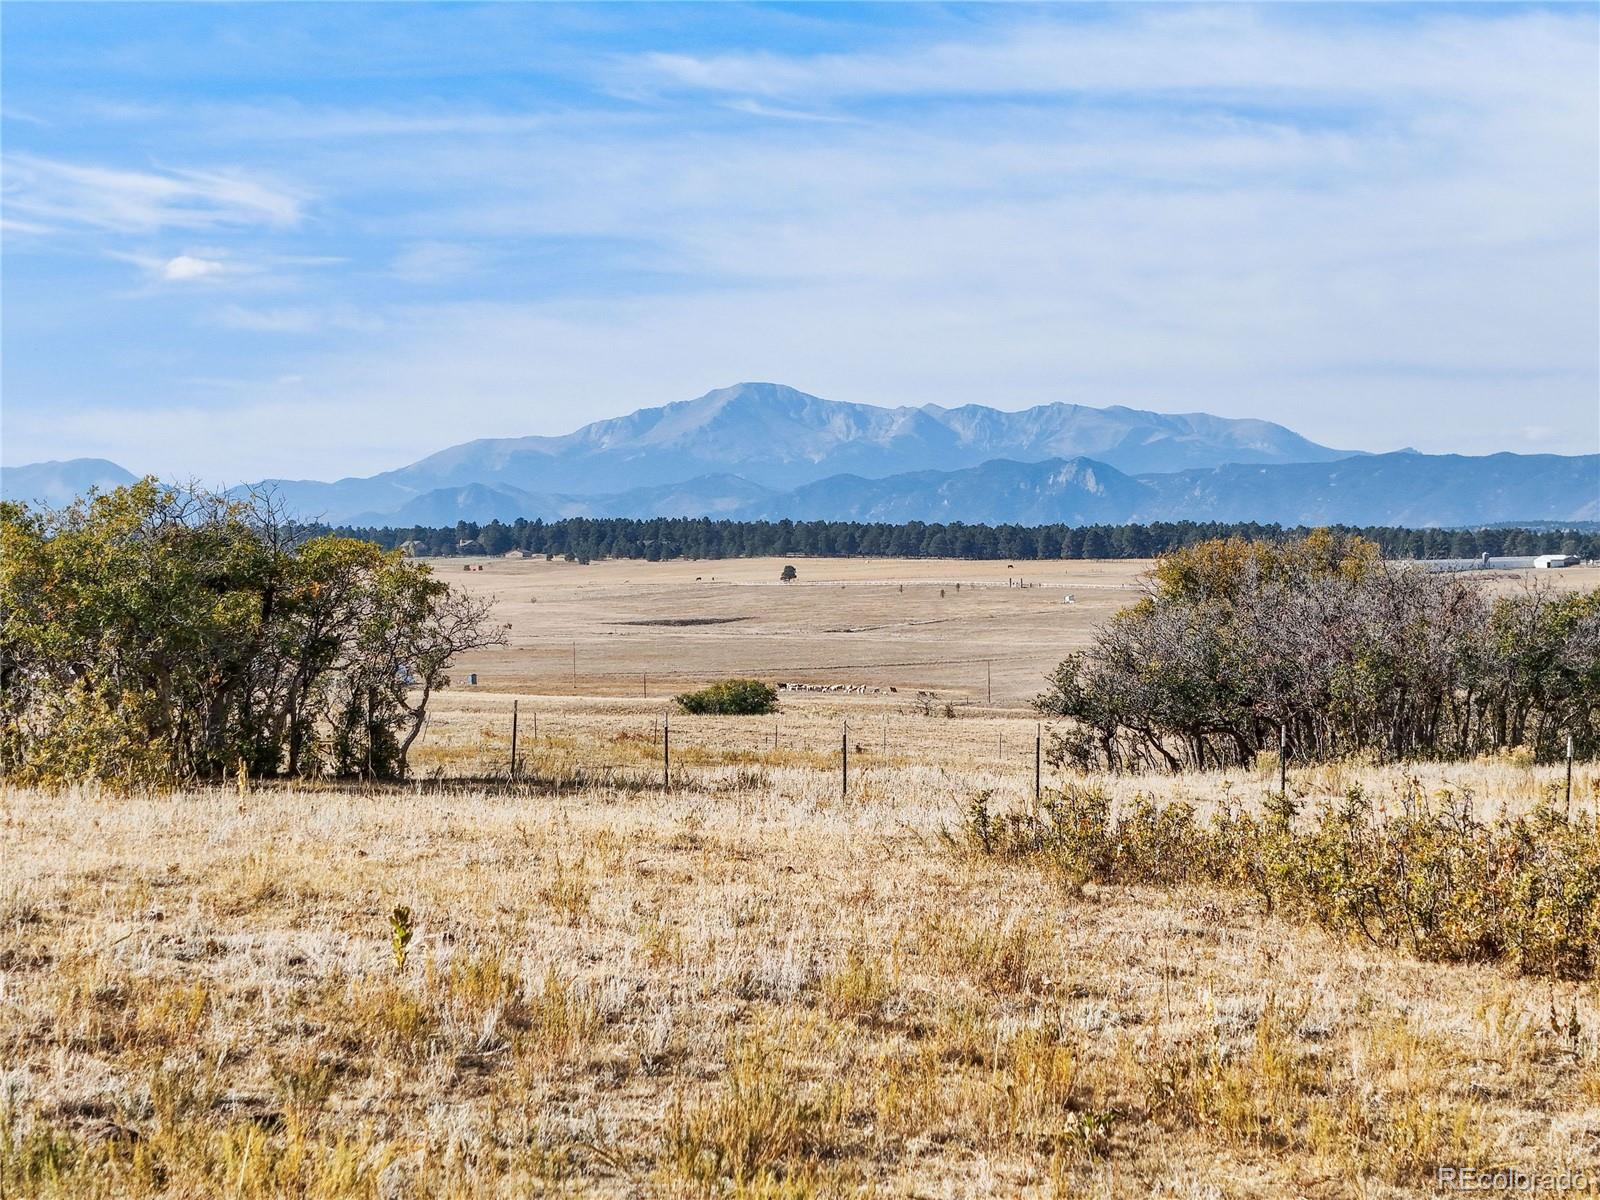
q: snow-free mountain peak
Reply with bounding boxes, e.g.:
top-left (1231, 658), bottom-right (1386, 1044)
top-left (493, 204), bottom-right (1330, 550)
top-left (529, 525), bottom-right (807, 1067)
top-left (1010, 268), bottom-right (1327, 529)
top-left (0, 458), bottom-right (138, 509)
top-left (255, 382), bottom-right (1360, 522)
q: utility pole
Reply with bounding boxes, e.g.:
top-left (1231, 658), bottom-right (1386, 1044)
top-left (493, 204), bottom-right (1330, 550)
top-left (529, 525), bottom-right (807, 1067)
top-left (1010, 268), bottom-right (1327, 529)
top-left (571, 641), bottom-right (578, 693)
top-left (510, 699), bottom-right (519, 780)
top-left (643, 671), bottom-right (648, 699)
top-left (986, 660), bottom-right (992, 706)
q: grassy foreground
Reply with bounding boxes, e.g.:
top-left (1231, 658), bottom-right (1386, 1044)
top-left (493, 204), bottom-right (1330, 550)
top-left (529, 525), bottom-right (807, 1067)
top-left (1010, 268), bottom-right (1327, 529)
top-left (2, 703), bottom-right (1598, 1198)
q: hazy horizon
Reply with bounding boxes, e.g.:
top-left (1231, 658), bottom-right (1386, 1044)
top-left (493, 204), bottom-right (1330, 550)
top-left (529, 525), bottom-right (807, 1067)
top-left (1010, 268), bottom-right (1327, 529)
top-left (4, 3), bottom-right (1598, 482)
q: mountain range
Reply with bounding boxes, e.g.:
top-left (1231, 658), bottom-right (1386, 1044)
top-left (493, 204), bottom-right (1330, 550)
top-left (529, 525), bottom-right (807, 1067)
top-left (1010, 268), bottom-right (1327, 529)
top-left (0, 458), bottom-right (137, 510)
top-left (4, 384), bottom-right (1596, 528)
top-left (243, 382), bottom-right (1359, 521)
top-left (342, 450), bottom-right (1598, 529)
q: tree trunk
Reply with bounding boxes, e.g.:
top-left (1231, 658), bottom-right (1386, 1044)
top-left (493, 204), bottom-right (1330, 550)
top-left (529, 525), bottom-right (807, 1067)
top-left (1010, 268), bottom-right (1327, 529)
top-left (397, 682), bottom-right (433, 776)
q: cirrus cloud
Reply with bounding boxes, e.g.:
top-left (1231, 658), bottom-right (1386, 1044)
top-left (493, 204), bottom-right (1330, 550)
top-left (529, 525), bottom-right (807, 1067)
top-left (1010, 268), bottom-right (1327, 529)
top-left (2, 153), bottom-right (306, 234)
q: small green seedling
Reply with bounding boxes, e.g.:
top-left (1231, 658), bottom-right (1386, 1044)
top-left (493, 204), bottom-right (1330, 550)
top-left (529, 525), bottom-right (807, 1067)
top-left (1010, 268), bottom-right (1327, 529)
top-left (390, 905), bottom-right (414, 972)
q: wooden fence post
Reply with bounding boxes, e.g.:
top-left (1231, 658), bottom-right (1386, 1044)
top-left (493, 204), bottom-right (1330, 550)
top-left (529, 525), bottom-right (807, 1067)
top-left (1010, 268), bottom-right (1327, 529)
top-left (1035, 723), bottom-right (1042, 803)
top-left (1279, 722), bottom-right (1288, 795)
top-left (841, 721), bottom-right (848, 798)
top-left (1568, 733), bottom-right (1576, 815)
top-left (663, 713), bottom-right (670, 790)
top-left (510, 699), bottom-right (518, 780)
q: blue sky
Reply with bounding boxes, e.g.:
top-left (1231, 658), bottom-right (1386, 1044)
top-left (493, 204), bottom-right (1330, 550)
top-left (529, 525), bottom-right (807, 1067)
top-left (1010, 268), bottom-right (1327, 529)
top-left (3, 2), bottom-right (1597, 482)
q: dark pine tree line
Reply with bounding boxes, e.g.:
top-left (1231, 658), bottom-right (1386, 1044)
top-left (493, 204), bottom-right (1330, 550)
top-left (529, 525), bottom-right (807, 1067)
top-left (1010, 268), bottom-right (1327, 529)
top-left (328, 515), bottom-right (1600, 564)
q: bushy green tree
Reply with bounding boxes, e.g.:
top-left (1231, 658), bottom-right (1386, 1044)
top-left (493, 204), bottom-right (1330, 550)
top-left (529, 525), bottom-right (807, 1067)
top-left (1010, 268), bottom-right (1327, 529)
top-left (674, 679), bottom-right (779, 715)
top-left (1037, 532), bottom-right (1600, 770)
top-left (0, 481), bottom-right (505, 786)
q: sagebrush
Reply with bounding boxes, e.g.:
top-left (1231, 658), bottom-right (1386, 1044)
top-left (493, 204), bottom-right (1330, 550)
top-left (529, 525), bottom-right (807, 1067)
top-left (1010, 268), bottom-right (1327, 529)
top-left (959, 781), bottom-right (1600, 979)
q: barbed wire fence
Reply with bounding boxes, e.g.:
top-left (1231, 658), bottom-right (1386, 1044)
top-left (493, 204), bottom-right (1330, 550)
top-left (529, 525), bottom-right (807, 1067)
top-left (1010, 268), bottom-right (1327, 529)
top-left (431, 681), bottom-right (1058, 803)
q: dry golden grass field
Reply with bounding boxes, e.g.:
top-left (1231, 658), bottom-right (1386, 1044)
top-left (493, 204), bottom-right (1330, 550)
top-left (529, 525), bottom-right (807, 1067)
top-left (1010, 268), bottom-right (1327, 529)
top-left (441, 554), bottom-right (1149, 707)
top-left (4, 558), bottom-right (1600, 1198)
top-left (440, 556), bottom-right (1599, 708)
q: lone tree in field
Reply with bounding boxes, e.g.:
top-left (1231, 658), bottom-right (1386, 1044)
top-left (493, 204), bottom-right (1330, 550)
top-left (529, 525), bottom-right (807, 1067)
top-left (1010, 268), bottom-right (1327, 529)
top-left (0, 480), bottom-right (507, 786)
top-left (780, 564), bottom-right (798, 583)
top-left (674, 679), bottom-right (779, 715)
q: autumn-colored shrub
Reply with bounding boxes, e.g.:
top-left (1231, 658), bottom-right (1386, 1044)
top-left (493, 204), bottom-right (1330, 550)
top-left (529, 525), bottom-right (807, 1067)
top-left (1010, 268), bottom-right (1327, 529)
top-left (958, 783), bottom-right (1600, 979)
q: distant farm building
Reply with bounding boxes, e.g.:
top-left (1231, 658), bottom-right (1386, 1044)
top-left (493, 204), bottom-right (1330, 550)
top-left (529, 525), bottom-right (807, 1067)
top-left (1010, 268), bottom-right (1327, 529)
top-left (503, 549), bottom-right (529, 559)
top-left (1534, 554), bottom-right (1580, 569)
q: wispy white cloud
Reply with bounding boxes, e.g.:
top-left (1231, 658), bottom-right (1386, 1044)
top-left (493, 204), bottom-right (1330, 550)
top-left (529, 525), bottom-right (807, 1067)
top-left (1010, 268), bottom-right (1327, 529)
top-left (213, 304), bottom-right (386, 334)
top-left (87, 99), bottom-right (576, 141)
top-left (0, 105), bottom-right (51, 127)
top-left (102, 247), bottom-right (347, 294)
top-left (620, 8), bottom-right (1594, 105)
top-left (388, 241), bottom-right (484, 283)
top-left (108, 248), bottom-right (249, 284)
top-left (0, 214), bottom-right (57, 236)
top-left (720, 98), bottom-right (857, 124)
top-left (3, 154), bottom-right (305, 233)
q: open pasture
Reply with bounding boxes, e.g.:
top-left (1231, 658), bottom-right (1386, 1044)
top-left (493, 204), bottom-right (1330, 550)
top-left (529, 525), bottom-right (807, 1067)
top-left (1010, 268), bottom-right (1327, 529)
top-left (440, 555), bottom-right (1600, 710)
top-left (4, 555), bottom-right (1599, 1198)
top-left (444, 555), bottom-right (1147, 708)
